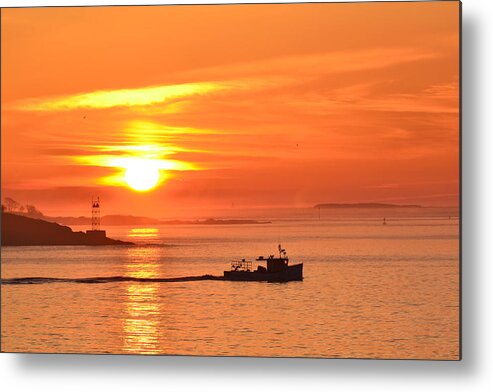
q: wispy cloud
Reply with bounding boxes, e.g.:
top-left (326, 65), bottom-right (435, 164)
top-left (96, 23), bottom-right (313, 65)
top-left (15, 81), bottom-right (240, 111)
top-left (14, 47), bottom-right (441, 113)
top-left (179, 47), bottom-right (441, 81)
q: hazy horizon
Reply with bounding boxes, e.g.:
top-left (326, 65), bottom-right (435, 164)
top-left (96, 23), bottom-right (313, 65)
top-left (2, 195), bottom-right (459, 221)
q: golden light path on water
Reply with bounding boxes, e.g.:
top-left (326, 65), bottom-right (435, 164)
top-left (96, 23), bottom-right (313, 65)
top-left (123, 246), bottom-right (161, 354)
top-left (127, 228), bottom-right (159, 238)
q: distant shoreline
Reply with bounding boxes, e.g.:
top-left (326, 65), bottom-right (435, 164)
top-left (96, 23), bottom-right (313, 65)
top-left (7, 212), bottom-right (271, 227)
top-left (314, 202), bottom-right (423, 209)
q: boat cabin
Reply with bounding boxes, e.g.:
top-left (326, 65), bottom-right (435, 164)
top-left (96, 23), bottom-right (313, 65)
top-left (256, 254), bottom-right (289, 273)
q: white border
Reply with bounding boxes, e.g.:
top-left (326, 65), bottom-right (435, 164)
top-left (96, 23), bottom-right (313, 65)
top-left (2, 1), bottom-right (493, 391)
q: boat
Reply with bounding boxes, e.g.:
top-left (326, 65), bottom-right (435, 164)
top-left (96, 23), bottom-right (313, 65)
top-left (223, 244), bottom-right (303, 282)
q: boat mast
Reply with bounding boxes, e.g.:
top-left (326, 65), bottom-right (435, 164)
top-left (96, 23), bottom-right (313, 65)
top-left (278, 243), bottom-right (287, 259)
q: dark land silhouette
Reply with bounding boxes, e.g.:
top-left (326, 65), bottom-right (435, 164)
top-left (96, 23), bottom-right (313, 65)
top-left (1, 213), bottom-right (134, 246)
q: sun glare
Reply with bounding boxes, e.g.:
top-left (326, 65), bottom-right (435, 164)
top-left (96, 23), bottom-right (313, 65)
top-left (124, 160), bottom-right (160, 192)
top-left (73, 144), bottom-right (200, 191)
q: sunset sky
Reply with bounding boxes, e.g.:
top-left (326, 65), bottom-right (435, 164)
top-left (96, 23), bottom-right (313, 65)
top-left (1, 2), bottom-right (460, 217)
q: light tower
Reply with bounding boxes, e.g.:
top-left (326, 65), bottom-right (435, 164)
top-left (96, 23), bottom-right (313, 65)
top-left (86, 197), bottom-right (106, 242)
top-left (92, 197), bottom-right (101, 231)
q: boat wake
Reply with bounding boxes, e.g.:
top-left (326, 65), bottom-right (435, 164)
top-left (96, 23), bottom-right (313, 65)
top-left (1, 275), bottom-right (224, 285)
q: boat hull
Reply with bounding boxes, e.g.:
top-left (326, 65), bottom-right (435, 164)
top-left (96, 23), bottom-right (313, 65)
top-left (223, 263), bottom-right (303, 282)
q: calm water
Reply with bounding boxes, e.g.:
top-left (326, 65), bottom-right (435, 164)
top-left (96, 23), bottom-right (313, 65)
top-left (1, 211), bottom-right (460, 359)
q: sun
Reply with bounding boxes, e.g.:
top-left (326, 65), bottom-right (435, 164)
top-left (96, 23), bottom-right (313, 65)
top-left (124, 160), bottom-right (160, 192)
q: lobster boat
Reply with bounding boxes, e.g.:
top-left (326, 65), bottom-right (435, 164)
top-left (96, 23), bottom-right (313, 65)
top-left (223, 244), bottom-right (303, 282)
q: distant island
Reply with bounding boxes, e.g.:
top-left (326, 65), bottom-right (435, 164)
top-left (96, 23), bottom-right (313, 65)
top-left (47, 215), bottom-right (271, 226)
top-left (0, 199), bottom-right (271, 226)
top-left (314, 202), bottom-right (423, 209)
top-left (48, 214), bottom-right (164, 226)
top-left (1, 213), bottom-right (134, 246)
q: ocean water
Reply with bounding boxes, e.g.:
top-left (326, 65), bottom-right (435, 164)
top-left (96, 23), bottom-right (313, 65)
top-left (1, 209), bottom-right (460, 359)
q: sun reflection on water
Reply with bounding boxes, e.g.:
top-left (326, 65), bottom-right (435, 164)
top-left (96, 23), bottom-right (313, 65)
top-left (127, 227), bottom-right (159, 238)
top-left (122, 247), bottom-right (161, 354)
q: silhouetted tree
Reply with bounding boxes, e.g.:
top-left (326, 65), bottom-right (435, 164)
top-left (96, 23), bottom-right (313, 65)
top-left (25, 204), bottom-right (44, 218)
top-left (3, 197), bottom-right (20, 212)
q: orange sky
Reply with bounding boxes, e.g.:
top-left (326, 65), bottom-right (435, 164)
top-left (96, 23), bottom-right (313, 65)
top-left (1, 2), bottom-right (460, 217)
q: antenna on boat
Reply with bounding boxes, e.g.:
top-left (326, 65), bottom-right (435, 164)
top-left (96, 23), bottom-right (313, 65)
top-left (278, 243), bottom-right (287, 258)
